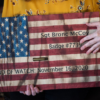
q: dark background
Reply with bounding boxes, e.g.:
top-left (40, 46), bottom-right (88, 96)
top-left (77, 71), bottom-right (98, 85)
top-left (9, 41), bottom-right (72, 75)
top-left (0, 0), bottom-right (4, 7)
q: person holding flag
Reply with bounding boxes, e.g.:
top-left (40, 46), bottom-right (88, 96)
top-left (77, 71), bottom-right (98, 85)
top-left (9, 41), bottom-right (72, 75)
top-left (1, 0), bottom-right (100, 100)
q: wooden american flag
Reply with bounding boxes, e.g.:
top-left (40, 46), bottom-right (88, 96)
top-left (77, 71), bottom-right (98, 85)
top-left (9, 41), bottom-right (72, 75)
top-left (0, 12), bottom-right (100, 92)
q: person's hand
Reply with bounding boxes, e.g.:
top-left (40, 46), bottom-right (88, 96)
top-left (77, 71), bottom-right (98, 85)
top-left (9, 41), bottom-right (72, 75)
top-left (20, 84), bottom-right (43, 96)
top-left (80, 22), bottom-right (100, 54)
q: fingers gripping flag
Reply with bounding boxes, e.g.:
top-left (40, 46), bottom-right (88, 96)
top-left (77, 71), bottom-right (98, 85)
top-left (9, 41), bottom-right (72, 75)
top-left (0, 12), bottom-right (100, 92)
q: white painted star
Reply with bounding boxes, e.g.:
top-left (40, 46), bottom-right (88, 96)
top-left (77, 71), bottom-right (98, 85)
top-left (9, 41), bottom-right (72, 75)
top-left (24, 26), bottom-right (27, 29)
top-left (15, 27), bottom-right (18, 30)
top-left (6, 35), bottom-right (9, 39)
top-left (15, 35), bottom-right (18, 38)
top-left (0, 54), bottom-right (2, 57)
top-left (20, 31), bottom-right (22, 34)
top-left (6, 27), bottom-right (9, 30)
top-left (11, 31), bottom-right (14, 35)
top-left (2, 32), bottom-right (5, 35)
top-left (26, 52), bottom-right (28, 55)
top-left (25, 43), bottom-right (28, 47)
top-left (16, 52), bottom-right (19, 56)
top-left (20, 39), bottom-right (23, 43)
top-left (16, 44), bottom-right (19, 47)
top-left (10, 22), bottom-right (13, 26)
top-left (20, 48), bottom-right (24, 52)
top-left (8, 53), bottom-right (11, 56)
top-left (1, 23), bottom-right (4, 27)
top-left (2, 40), bottom-right (5, 44)
top-left (23, 17), bottom-right (26, 20)
top-left (19, 22), bottom-right (22, 26)
top-left (7, 44), bottom-right (10, 48)
top-left (14, 17), bottom-right (17, 21)
top-left (2, 49), bottom-right (6, 53)
top-left (5, 18), bottom-right (8, 22)
top-left (12, 40), bottom-right (14, 43)
top-left (24, 34), bottom-right (27, 38)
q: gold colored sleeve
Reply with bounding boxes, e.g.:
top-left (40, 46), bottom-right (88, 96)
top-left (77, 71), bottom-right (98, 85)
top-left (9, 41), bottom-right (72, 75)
top-left (2, 0), bottom-right (100, 17)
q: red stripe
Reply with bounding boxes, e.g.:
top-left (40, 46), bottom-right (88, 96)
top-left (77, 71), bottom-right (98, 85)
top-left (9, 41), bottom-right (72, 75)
top-left (0, 70), bottom-right (100, 81)
top-left (30, 48), bottom-right (100, 56)
top-left (37, 82), bottom-right (100, 90)
top-left (0, 86), bottom-right (26, 92)
top-left (28, 12), bottom-right (99, 21)
top-left (29, 36), bottom-right (87, 44)
top-left (0, 58), bottom-right (100, 70)
top-left (28, 25), bottom-right (96, 33)
top-left (30, 48), bottom-right (85, 56)
top-left (0, 82), bottom-right (100, 92)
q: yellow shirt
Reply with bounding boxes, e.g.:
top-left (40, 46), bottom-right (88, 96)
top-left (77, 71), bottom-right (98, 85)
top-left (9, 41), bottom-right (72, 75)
top-left (2, 0), bottom-right (100, 17)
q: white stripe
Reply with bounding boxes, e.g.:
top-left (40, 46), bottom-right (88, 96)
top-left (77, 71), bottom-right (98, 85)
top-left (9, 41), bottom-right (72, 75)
top-left (0, 64), bottom-right (100, 75)
top-left (28, 18), bottom-right (99, 27)
top-left (30, 42), bottom-right (80, 50)
top-left (0, 53), bottom-right (100, 63)
top-left (29, 29), bottom-right (96, 39)
top-left (0, 76), bottom-right (100, 87)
